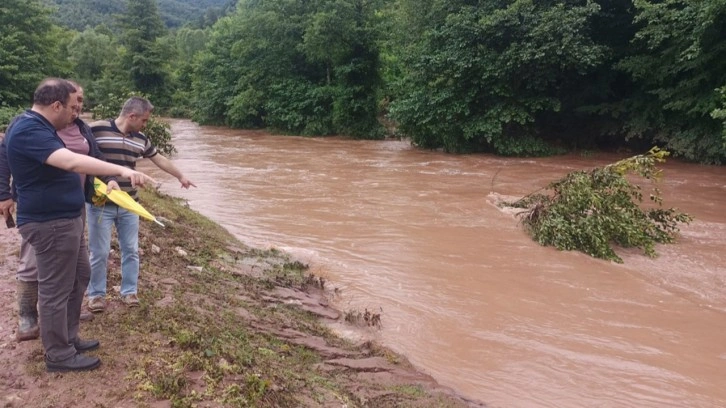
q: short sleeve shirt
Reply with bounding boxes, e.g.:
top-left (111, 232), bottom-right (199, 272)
top-left (89, 119), bottom-right (158, 200)
top-left (5, 111), bottom-right (84, 225)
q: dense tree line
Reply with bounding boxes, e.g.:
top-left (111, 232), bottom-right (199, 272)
top-left (2, 0), bottom-right (726, 163)
top-left (192, 0), bottom-right (383, 137)
top-left (385, 0), bottom-right (726, 162)
top-left (1, 0), bottom-right (71, 109)
top-left (44, 0), bottom-right (234, 30)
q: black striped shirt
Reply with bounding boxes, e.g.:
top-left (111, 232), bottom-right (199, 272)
top-left (90, 120), bottom-right (157, 200)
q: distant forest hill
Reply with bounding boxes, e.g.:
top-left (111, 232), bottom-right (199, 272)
top-left (44, 0), bottom-right (235, 30)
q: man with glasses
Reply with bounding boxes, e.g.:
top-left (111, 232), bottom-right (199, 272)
top-left (0, 80), bottom-right (111, 343)
top-left (4, 78), bottom-right (153, 372)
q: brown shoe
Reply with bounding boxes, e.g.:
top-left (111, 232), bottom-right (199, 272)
top-left (121, 294), bottom-right (140, 307)
top-left (16, 280), bottom-right (39, 341)
top-left (16, 323), bottom-right (40, 342)
top-left (80, 311), bottom-right (95, 321)
top-left (88, 297), bottom-right (106, 313)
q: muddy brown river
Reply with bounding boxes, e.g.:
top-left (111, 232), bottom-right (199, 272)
top-left (139, 119), bottom-right (726, 407)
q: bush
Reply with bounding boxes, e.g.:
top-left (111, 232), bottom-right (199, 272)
top-left (0, 106), bottom-right (24, 133)
top-left (508, 147), bottom-right (692, 263)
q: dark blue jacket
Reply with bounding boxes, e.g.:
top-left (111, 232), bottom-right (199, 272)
top-left (0, 115), bottom-right (115, 204)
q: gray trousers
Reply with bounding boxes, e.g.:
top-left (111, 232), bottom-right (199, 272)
top-left (16, 237), bottom-right (36, 282)
top-left (17, 206), bottom-right (88, 282)
top-left (19, 216), bottom-right (89, 361)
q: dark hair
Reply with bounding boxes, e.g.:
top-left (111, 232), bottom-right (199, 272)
top-left (67, 79), bottom-right (83, 92)
top-left (33, 78), bottom-right (77, 107)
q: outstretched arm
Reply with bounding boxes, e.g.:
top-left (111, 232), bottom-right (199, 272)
top-left (149, 154), bottom-right (196, 189)
top-left (47, 148), bottom-right (154, 188)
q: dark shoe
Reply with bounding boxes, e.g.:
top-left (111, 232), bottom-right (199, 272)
top-left (46, 354), bottom-right (101, 372)
top-left (80, 311), bottom-right (95, 321)
top-left (74, 339), bottom-right (100, 353)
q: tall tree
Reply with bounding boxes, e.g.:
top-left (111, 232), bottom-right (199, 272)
top-left (192, 14), bottom-right (250, 126)
top-left (67, 27), bottom-right (117, 83)
top-left (535, 0), bottom-right (638, 150)
top-left (47, 0), bottom-right (232, 31)
top-left (117, 0), bottom-right (172, 106)
top-left (193, 0), bottom-right (384, 138)
top-left (616, 0), bottom-right (726, 163)
top-left (389, 0), bottom-right (604, 155)
top-left (66, 26), bottom-right (132, 108)
top-left (0, 0), bottom-right (71, 107)
top-left (167, 27), bottom-right (211, 116)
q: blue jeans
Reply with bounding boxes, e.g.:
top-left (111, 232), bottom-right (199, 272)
top-left (87, 203), bottom-right (140, 297)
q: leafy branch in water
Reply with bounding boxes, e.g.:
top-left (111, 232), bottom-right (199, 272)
top-left (507, 147), bottom-right (692, 263)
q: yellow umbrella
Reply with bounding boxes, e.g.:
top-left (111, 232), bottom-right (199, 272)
top-left (92, 177), bottom-right (165, 227)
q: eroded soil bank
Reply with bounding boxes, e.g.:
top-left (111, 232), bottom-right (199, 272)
top-left (0, 189), bottom-right (483, 407)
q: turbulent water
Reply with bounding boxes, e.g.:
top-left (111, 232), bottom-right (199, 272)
top-left (139, 119), bottom-right (726, 407)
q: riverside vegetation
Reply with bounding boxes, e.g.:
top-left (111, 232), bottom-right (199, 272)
top-left (2, 188), bottom-right (477, 407)
top-left (4, 1), bottom-right (726, 163)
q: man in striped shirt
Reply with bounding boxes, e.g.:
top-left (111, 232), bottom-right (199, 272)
top-left (86, 97), bottom-right (195, 312)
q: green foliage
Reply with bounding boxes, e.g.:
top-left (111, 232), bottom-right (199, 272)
top-left (156, 0), bottom-right (235, 28)
top-left (0, 107), bottom-right (24, 132)
top-left (44, 0), bottom-right (123, 31)
top-left (167, 27), bottom-right (212, 117)
top-left (46, 0), bottom-right (232, 31)
top-left (381, 0), bottom-right (726, 161)
top-left (513, 147), bottom-right (692, 263)
top-left (264, 80), bottom-right (336, 135)
top-left (192, 0), bottom-right (384, 138)
top-left (0, 0), bottom-right (73, 107)
top-left (174, 27), bottom-right (210, 60)
top-left (117, 0), bottom-right (173, 107)
top-left (711, 85), bottom-right (726, 148)
top-left (191, 15), bottom-right (252, 127)
top-left (6, 0), bottom-right (722, 160)
top-left (65, 27), bottom-right (129, 109)
top-left (149, 370), bottom-right (187, 398)
top-left (389, 0), bottom-right (604, 155)
top-left (614, 0), bottom-right (726, 163)
top-left (67, 28), bottom-right (117, 83)
top-left (144, 115), bottom-right (177, 157)
top-left (91, 92), bottom-right (176, 156)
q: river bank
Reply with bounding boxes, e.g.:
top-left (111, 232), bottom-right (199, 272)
top-left (140, 119), bottom-right (726, 407)
top-left (0, 188), bottom-right (483, 407)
